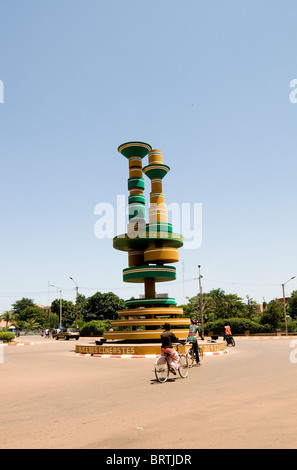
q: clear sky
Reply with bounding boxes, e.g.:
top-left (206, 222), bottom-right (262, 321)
top-left (0, 0), bottom-right (296, 313)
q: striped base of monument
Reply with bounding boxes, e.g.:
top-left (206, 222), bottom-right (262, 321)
top-left (75, 341), bottom-right (228, 358)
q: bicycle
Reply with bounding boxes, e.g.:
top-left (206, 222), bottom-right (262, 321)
top-left (154, 343), bottom-right (189, 383)
top-left (225, 335), bottom-right (235, 347)
top-left (186, 343), bottom-right (204, 368)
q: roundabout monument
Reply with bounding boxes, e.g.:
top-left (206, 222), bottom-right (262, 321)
top-left (76, 141), bottom-right (227, 357)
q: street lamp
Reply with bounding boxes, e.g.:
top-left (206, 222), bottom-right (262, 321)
top-left (69, 277), bottom-right (79, 328)
top-left (49, 283), bottom-right (62, 328)
top-left (198, 265), bottom-right (204, 336)
top-left (282, 276), bottom-right (296, 335)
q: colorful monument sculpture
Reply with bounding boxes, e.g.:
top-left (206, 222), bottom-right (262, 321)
top-left (103, 141), bottom-right (190, 342)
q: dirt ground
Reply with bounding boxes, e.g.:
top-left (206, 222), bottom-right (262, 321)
top-left (1, 335), bottom-right (297, 449)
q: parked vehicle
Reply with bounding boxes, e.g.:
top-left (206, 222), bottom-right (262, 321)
top-left (53, 328), bottom-right (80, 340)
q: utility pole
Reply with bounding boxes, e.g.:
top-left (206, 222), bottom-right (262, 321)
top-left (198, 265), bottom-right (204, 336)
top-left (70, 277), bottom-right (79, 329)
top-left (282, 276), bottom-right (296, 335)
top-left (49, 283), bottom-right (62, 328)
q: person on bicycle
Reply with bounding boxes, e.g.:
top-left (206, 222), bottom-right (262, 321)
top-left (161, 323), bottom-right (186, 375)
top-left (223, 323), bottom-right (234, 345)
top-left (223, 324), bottom-right (232, 340)
top-left (187, 318), bottom-right (204, 364)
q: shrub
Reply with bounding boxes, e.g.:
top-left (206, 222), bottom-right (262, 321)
top-left (204, 318), bottom-right (274, 335)
top-left (288, 321), bottom-right (297, 333)
top-left (0, 331), bottom-right (15, 342)
top-left (80, 320), bottom-right (111, 337)
top-left (279, 321), bottom-right (297, 333)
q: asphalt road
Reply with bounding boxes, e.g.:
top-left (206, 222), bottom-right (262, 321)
top-left (1, 335), bottom-right (297, 449)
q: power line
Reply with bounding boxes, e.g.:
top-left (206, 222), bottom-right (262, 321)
top-left (0, 277), bottom-right (286, 299)
top-left (200, 278), bottom-right (281, 288)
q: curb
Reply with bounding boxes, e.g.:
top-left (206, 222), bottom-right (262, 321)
top-left (75, 353), bottom-right (157, 359)
top-left (2, 342), bottom-right (35, 347)
top-left (205, 350), bottom-right (229, 356)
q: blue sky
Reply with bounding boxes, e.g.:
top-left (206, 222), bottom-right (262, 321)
top-left (0, 0), bottom-right (296, 312)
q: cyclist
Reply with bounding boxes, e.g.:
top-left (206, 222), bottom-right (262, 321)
top-left (187, 318), bottom-right (204, 364)
top-left (223, 323), bottom-right (232, 340)
top-left (223, 323), bottom-right (234, 345)
top-left (161, 323), bottom-right (186, 375)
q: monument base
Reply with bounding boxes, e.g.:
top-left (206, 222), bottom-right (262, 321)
top-left (75, 340), bottom-right (228, 357)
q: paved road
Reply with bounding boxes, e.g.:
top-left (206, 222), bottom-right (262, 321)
top-left (1, 335), bottom-right (297, 449)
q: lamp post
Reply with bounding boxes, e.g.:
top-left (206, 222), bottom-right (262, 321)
top-left (69, 277), bottom-right (79, 328)
top-left (282, 276), bottom-right (296, 335)
top-left (49, 283), bottom-right (62, 328)
top-left (198, 265), bottom-right (204, 336)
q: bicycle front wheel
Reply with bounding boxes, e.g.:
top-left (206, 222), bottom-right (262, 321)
top-left (178, 354), bottom-right (189, 378)
top-left (186, 348), bottom-right (195, 368)
top-left (230, 337), bottom-right (235, 347)
top-left (155, 356), bottom-right (169, 383)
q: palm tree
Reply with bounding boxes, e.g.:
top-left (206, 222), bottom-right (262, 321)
top-left (23, 318), bottom-right (40, 334)
top-left (1, 311), bottom-right (14, 328)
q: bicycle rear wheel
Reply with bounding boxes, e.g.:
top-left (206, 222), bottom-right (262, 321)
top-left (155, 356), bottom-right (169, 383)
top-left (178, 354), bottom-right (189, 378)
top-left (186, 347), bottom-right (195, 368)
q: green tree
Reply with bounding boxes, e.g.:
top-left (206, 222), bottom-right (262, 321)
top-left (184, 289), bottom-right (249, 322)
top-left (288, 291), bottom-right (297, 320)
top-left (224, 293), bottom-right (249, 318)
top-left (48, 313), bottom-right (59, 329)
top-left (0, 311), bottom-right (15, 327)
top-left (50, 299), bottom-right (76, 328)
top-left (84, 292), bottom-right (125, 322)
top-left (17, 306), bottom-right (47, 325)
top-left (76, 294), bottom-right (87, 318)
top-left (183, 293), bottom-right (215, 322)
top-left (12, 298), bottom-right (35, 316)
top-left (50, 294), bottom-right (87, 327)
top-left (246, 298), bottom-right (260, 320)
top-left (260, 300), bottom-right (283, 328)
top-left (22, 318), bottom-right (41, 333)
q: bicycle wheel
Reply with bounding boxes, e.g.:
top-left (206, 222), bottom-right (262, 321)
top-left (198, 346), bottom-right (204, 364)
top-left (230, 337), bottom-right (235, 347)
top-left (155, 356), bottom-right (169, 383)
top-left (186, 347), bottom-right (195, 368)
top-left (178, 354), bottom-right (189, 378)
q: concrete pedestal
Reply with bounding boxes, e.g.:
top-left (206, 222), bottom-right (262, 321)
top-left (75, 340), bottom-right (228, 358)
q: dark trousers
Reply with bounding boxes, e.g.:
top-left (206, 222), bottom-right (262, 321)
top-left (192, 340), bottom-right (200, 363)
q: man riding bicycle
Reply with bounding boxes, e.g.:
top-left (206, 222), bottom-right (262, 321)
top-left (223, 323), bottom-right (232, 340)
top-left (187, 318), bottom-right (204, 364)
top-left (161, 323), bottom-right (186, 375)
top-left (223, 323), bottom-right (235, 346)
